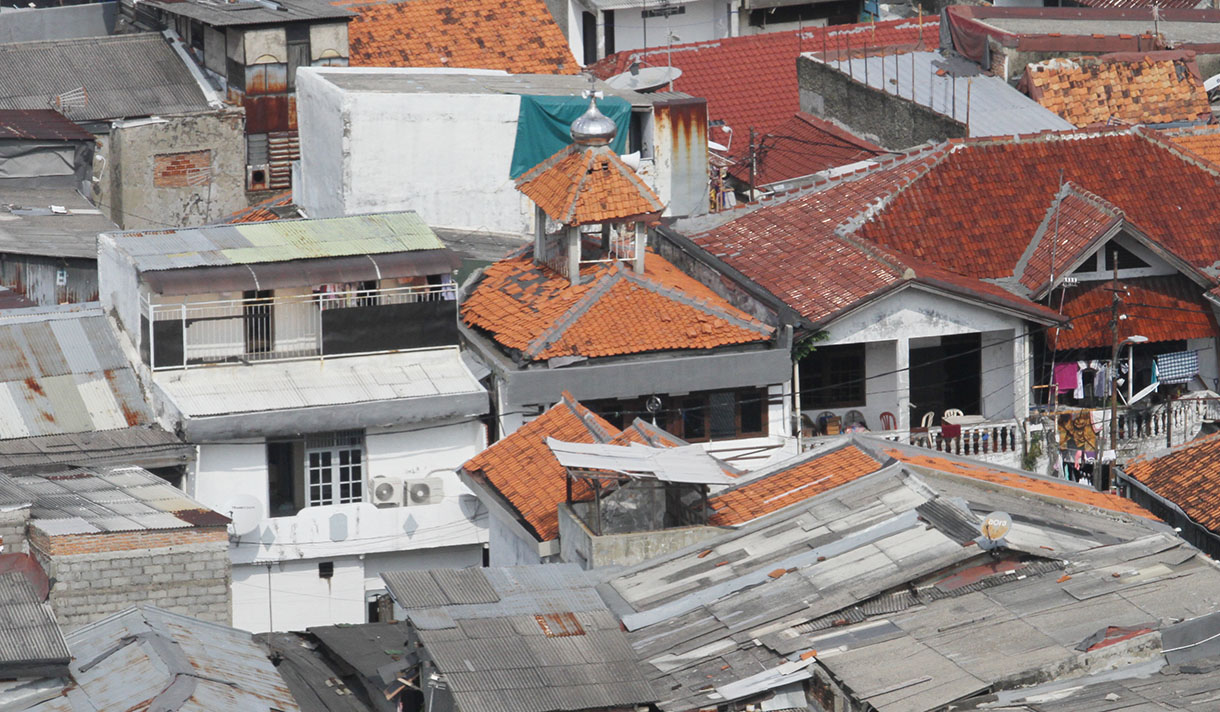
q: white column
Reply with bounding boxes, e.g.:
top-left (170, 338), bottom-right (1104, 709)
top-left (633, 223), bottom-right (645, 273)
top-left (896, 337), bottom-right (911, 430)
top-left (1013, 326), bottom-right (1030, 423)
top-left (534, 205), bottom-right (547, 260)
top-left (566, 226), bottom-right (581, 285)
top-left (729, 1), bottom-right (741, 37)
top-left (595, 10), bottom-right (606, 60)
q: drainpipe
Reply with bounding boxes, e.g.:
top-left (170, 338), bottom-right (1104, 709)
top-left (793, 356), bottom-right (802, 450)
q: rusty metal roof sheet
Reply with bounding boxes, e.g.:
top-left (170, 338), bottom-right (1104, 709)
top-left (144, 0), bottom-right (352, 26)
top-left (8, 465), bottom-right (227, 535)
top-left (0, 305), bottom-right (154, 441)
top-left (0, 110), bottom-right (92, 141)
top-left (28, 606), bottom-right (300, 712)
top-left (106, 211), bottom-right (449, 273)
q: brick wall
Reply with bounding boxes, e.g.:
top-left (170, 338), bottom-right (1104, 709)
top-left (29, 526), bottom-right (227, 556)
top-left (0, 507), bottom-right (30, 554)
top-left (153, 149), bottom-right (213, 188)
top-left (30, 531), bottom-right (231, 631)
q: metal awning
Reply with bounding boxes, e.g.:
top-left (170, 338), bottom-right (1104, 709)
top-left (142, 249), bottom-right (461, 295)
top-left (546, 437), bottom-right (736, 485)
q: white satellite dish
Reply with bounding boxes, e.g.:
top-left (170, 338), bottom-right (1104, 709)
top-left (222, 494), bottom-right (262, 537)
top-left (606, 66), bottom-right (683, 93)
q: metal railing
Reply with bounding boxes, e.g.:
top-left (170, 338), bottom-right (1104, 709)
top-left (801, 419), bottom-right (1023, 456)
top-left (144, 283), bottom-right (456, 370)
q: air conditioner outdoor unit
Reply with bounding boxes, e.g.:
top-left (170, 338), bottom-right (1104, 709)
top-left (404, 478), bottom-right (443, 506)
top-left (371, 476), bottom-right (402, 507)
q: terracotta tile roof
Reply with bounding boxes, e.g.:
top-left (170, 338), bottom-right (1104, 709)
top-left (749, 112), bottom-right (887, 186)
top-left (462, 248), bottom-right (773, 361)
top-left (1050, 275), bottom-right (1220, 350)
top-left (334, 0), bottom-right (578, 74)
top-left (885, 448), bottom-right (1158, 520)
top-left (1124, 432), bottom-right (1220, 531)
top-left (1016, 183), bottom-right (1124, 297)
top-left (1159, 124), bottom-right (1220, 167)
top-left (222, 192), bottom-right (295, 224)
top-left (588, 18), bottom-right (937, 167)
top-left (516, 144), bottom-right (665, 226)
top-left (853, 130), bottom-right (1220, 281)
top-left (462, 393), bottom-right (619, 541)
top-left (1021, 51), bottom-right (1211, 128)
top-left (1071, 0), bottom-right (1200, 9)
top-left (707, 444), bottom-right (883, 525)
top-left (687, 147), bottom-right (1064, 327)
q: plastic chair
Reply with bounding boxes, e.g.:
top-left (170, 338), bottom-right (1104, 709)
top-left (943, 408), bottom-right (964, 420)
top-left (879, 412), bottom-right (897, 431)
top-left (920, 411), bottom-right (936, 429)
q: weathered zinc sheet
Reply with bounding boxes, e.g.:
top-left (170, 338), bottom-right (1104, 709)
top-left (383, 565), bottom-right (657, 712)
top-left (0, 571), bottom-right (70, 674)
top-left (8, 465), bottom-right (226, 535)
top-left (108, 211), bottom-right (447, 272)
top-left (27, 606), bottom-right (300, 712)
top-left (601, 453), bottom-right (1219, 712)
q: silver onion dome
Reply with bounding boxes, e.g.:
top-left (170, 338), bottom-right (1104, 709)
top-left (570, 96), bottom-right (617, 145)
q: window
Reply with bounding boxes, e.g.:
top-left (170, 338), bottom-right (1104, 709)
top-left (267, 431), bottom-right (365, 516)
top-left (306, 431), bottom-right (364, 506)
top-left (586, 388), bottom-right (769, 442)
top-left (801, 343), bottom-right (865, 409)
top-left (642, 4), bottom-right (684, 17)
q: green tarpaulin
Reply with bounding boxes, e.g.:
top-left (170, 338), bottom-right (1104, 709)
top-left (510, 94), bottom-right (632, 178)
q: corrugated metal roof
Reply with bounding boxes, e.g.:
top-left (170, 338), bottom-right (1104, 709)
top-left (0, 306), bottom-right (155, 441)
top-left (383, 565), bottom-right (656, 712)
top-left (143, 0), bottom-right (352, 26)
top-left (820, 51), bottom-right (1074, 137)
top-left (0, 110), bottom-right (92, 140)
top-left (28, 606), bottom-right (300, 712)
top-left (0, 571), bottom-right (70, 674)
top-left (0, 188), bottom-right (116, 260)
top-left (10, 465), bottom-right (227, 535)
top-left (153, 346), bottom-right (484, 418)
top-left (0, 34), bottom-right (211, 122)
top-left (107, 211), bottom-right (448, 273)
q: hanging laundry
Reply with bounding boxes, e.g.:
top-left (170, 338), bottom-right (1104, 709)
top-left (1054, 363), bottom-right (1080, 395)
top-left (1094, 365), bottom-right (1108, 399)
top-left (1155, 350), bottom-right (1199, 385)
top-left (1089, 409), bottom-right (1105, 434)
top-left (1058, 411), bottom-right (1098, 451)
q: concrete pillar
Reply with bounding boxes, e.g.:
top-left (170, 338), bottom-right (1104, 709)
top-left (633, 223), bottom-right (645, 274)
top-left (1014, 326), bottom-right (1030, 423)
top-left (566, 226), bottom-right (580, 285)
top-left (595, 10), bottom-right (606, 60)
top-left (534, 205), bottom-right (547, 261)
top-left (896, 337), bottom-right (911, 430)
top-left (729, 1), bottom-right (740, 37)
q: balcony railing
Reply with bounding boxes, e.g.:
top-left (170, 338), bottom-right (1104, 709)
top-left (141, 283), bottom-right (458, 370)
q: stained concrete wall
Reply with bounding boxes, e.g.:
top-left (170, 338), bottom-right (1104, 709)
top-left (558, 503), bottom-right (722, 569)
top-left (797, 54), bottom-right (965, 151)
top-left (34, 540), bottom-right (231, 631)
top-left (98, 107), bottom-right (246, 229)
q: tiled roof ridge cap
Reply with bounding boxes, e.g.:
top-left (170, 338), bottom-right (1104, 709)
top-left (1012, 180), bottom-right (1126, 288)
top-left (831, 141), bottom-right (957, 243)
top-left (617, 267), bottom-right (774, 336)
top-left (559, 390), bottom-right (619, 443)
top-left (945, 125), bottom-right (1136, 150)
top-left (588, 146), bottom-right (666, 215)
top-left (522, 265), bottom-right (624, 360)
top-left (1137, 125), bottom-right (1220, 178)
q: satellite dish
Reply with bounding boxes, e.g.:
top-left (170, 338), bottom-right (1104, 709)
top-left (222, 494), bottom-right (262, 537)
top-left (708, 140), bottom-right (728, 152)
top-left (980, 511), bottom-right (1012, 543)
top-left (606, 66), bottom-right (683, 93)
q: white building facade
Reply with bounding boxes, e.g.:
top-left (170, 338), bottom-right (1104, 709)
top-left (98, 212), bottom-right (492, 632)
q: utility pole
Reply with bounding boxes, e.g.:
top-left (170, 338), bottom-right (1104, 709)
top-left (1107, 250), bottom-right (1122, 492)
top-left (748, 127), bottom-right (756, 201)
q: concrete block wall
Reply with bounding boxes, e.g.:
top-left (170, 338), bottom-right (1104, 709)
top-left (31, 536), bottom-right (231, 631)
top-left (796, 54), bottom-right (965, 151)
top-left (0, 507), bottom-right (30, 554)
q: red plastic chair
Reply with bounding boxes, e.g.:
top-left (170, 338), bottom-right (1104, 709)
top-left (879, 412), bottom-right (897, 431)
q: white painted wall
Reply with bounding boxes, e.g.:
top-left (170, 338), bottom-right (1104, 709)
top-left (233, 556), bottom-right (364, 633)
top-left (294, 69), bottom-right (348, 218)
top-left (1188, 337), bottom-right (1219, 391)
top-left (611, 0), bottom-right (727, 53)
top-left (819, 286), bottom-right (1030, 429)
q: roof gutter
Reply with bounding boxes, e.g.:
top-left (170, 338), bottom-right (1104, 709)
top-left (161, 29), bottom-right (226, 109)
